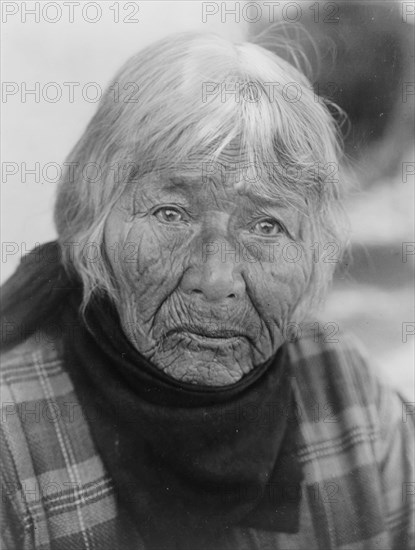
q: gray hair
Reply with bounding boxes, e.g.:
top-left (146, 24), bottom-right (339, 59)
top-left (54, 31), bottom-right (348, 319)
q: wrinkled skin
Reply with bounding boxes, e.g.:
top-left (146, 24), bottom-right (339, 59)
top-left (104, 148), bottom-right (312, 386)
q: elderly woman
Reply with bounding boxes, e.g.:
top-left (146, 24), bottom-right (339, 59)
top-left (1, 32), bottom-right (413, 550)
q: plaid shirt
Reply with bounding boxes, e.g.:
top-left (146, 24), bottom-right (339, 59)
top-left (1, 327), bottom-right (413, 550)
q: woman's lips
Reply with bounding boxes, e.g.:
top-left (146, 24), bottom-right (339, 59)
top-left (185, 332), bottom-right (242, 345)
top-left (166, 327), bottom-right (247, 347)
top-left (171, 326), bottom-right (246, 338)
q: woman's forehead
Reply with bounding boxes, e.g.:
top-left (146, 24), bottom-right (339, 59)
top-left (133, 139), bottom-right (306, 212)
top-left (144, 140), bottom-right (254, 186)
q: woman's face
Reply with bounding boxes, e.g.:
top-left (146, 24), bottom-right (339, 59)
top-left (104, 146), bottom-right (312, 386)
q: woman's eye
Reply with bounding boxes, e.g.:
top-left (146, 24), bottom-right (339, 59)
top-left (153, 206), bottom-right (185, 223)
top-left (251, 219), bottom-right (282, 236)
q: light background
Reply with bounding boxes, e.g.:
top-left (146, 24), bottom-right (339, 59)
top-left (1, 1), bottom-right (414, 399)
top-left (1, 0), bottom-right (247, 268)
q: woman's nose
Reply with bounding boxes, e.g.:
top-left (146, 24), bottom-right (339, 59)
top-left (179, 240), bottom-right (246, 303)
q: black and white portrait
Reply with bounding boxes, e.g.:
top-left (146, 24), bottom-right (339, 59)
top-left (1, 2), bottom-right (414, 549)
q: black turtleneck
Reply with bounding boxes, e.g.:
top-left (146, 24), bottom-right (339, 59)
top-left (62, 291), bottom-right (304, 550)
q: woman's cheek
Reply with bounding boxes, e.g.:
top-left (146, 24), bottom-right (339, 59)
top-left (251, 243), bottom-right (311, 322)
top-left (119, 223), bottom-right (190, 308)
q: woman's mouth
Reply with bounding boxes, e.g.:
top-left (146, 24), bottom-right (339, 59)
top-left (182, 331), bottom-right (243, 348)
top-left (169, 326), bottom-right (247, 345)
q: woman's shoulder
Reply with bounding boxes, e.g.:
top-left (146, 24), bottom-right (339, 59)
top-left (284, 322), bottom-right (414, 549)
top-left (0, 330), bottom-right (142, 549)
top-left (284, 321), bottom-right (404, 450)
top-left (285, 321), bottom-right (388, 407)
top-left (1, 328), bottom-right (67, 403)
top-left (284, 319), bottom-right (413, 485)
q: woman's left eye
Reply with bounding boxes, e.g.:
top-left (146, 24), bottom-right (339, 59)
top-left (251, 219), bottom-right (283, 236)
top-left (153, 206), bottom-right (184, 223)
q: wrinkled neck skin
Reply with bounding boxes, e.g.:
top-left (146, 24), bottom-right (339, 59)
top-left (104, 146), bottom-right (313, 386)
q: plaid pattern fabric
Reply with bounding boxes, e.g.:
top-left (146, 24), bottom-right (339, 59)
top-left (1, 327), bottom-right (413, 550)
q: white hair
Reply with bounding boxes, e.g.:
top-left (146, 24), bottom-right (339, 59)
top-left (54, 30), bottom-right (348, 318)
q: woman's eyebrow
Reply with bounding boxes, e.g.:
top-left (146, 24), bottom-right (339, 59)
top-left (146, 176), bottom-right (299, 214)
top-left (167, 175), bottom-right (199, 187)
top-left (137, 174), bottom-right (194, 194)
top-left (156, 176), bottom-right (206, 197)
top-left (136, 177), bottom-right (196, 203)
top-left (242, 191), bottom-right (293, 210)
top-left (158, 178), bottom-right (195, 198)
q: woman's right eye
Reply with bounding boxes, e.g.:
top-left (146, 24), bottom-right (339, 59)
top-left (153, 206), bottom-right (185, 224)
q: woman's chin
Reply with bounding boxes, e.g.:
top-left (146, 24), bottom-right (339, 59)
top-left (161, 358), bottom-right (249, 386)
top-left (153, 333), bottom-right (255, 386)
